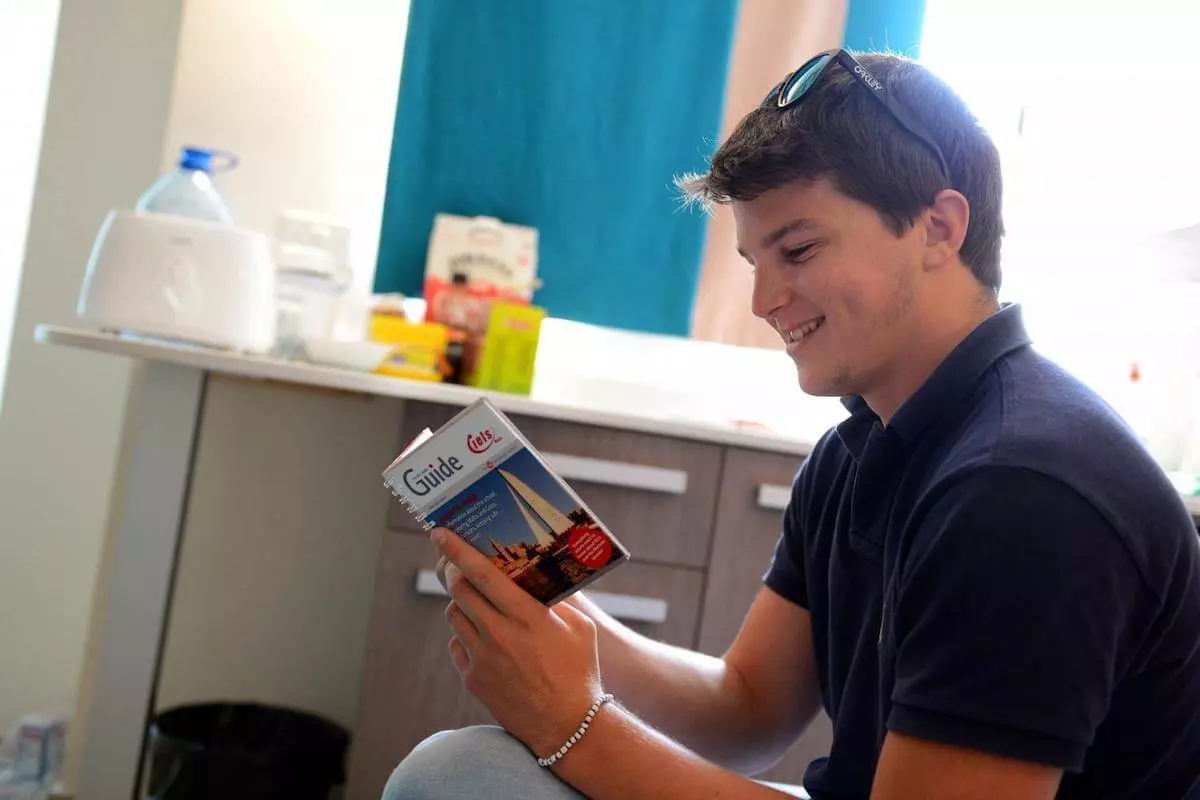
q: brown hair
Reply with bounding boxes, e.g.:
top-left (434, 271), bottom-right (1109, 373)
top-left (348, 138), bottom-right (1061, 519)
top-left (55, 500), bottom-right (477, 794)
top-left (679, 52), bottom-right (1005, 292)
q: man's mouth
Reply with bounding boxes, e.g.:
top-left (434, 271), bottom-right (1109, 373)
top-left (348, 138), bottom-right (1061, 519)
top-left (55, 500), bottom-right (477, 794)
top-left (782, 316), bottom-right (825, 346)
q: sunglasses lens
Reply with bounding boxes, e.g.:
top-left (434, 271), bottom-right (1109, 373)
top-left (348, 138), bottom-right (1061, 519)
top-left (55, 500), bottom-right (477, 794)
top-left (780, 54), bottom-right (833, 106)
top-left (761, 79), bottom-right (785, 108)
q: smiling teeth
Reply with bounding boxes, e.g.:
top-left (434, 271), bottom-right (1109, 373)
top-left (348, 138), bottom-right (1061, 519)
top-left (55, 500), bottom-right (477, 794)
top-left (787, 318), bottom-right (824, 342)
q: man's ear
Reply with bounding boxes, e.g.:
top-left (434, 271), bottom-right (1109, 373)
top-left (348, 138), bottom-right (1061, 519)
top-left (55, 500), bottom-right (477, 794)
top-left (922, 189), bottom-right (970, 270)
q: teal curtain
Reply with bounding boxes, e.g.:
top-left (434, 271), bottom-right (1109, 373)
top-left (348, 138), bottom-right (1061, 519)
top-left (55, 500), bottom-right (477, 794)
top-left (844, 0), bottom-right (930, 56)
top-left (373, 0), bottom-right (738, 335)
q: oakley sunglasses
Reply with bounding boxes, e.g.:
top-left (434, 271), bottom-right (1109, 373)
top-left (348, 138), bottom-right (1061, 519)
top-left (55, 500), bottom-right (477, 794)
top-left (763, 49), bottom-right (951, 182)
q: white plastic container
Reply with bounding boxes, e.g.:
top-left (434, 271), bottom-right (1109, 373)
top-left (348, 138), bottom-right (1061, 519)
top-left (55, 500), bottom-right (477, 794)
top-left (272, 211), bottom-right (354, 355)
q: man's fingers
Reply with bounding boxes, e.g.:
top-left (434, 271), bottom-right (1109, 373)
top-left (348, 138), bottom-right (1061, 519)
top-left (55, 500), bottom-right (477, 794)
top-left (445, 600), bottom-right (481, 651)
top-left (433, 528), bottom-right (541, 621)
top-left (448, 636), bottom-right (470, 679)
top-left (435, 554), bottom-right (448, 593)
top-left (554, 597), bottom-right (597, 634)
top-left (444, 563), bottom-right (503, 632)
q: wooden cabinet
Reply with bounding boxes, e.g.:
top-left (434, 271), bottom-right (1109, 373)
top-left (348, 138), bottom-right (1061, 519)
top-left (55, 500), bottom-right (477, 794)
top-left (346, 533), bottom-right (493, 799)
top-left (388, 401), bottom-right (724, 568)
top-left (700, 447), bottom-right (835, 786)
top-left (354, 400), bottom-right (823, 798)
top-left (698, 448), bottom-right (803, 654)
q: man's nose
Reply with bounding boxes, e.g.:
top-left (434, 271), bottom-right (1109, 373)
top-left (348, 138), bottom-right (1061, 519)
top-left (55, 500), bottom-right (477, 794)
top-left (750, 264), bottom-right (788, 321)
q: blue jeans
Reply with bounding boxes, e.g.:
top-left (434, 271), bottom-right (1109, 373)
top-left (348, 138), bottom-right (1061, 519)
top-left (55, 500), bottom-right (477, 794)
top-left (382, 726), bottom-right (810, 799)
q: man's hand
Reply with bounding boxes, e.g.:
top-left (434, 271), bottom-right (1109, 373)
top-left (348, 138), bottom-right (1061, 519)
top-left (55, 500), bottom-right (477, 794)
top-left (433, 527), bottom-right (604, 758)
top-left (433, 529), bottom-right (805, 800)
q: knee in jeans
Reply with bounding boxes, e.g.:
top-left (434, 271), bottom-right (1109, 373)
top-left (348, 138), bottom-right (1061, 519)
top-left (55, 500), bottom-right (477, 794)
top-left (382, 726), bottom-right (530, 800)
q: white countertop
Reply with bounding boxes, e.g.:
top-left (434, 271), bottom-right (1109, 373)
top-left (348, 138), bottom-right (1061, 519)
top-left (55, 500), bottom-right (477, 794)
top-left (34, 324), bottom-right (1200, 519)
top-left (34, 325), bottom-right (817, 456)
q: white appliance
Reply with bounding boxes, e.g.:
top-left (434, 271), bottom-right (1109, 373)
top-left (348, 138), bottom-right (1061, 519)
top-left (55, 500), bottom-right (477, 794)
top-left (274, 210), bottom-right (353, 343)
top-left (77, 210), bottom-right (276, 352)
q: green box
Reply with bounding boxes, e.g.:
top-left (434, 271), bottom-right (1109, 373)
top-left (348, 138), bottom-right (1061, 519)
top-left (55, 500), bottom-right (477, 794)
top-left (470, 301), bottom-right (547, 395)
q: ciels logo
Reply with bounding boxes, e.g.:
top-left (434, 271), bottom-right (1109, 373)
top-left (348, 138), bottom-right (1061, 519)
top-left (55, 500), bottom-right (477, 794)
top-left (466, 428), bottom-right (501, 454)
top-left (854, 64), bottom-right (883, 92)
top-left (403, 456), bottom-right (464, 497)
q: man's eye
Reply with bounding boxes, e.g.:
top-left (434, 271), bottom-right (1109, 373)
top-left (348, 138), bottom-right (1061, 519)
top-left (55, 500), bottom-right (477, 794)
top-left (785, 244), bottom-right (816, 263)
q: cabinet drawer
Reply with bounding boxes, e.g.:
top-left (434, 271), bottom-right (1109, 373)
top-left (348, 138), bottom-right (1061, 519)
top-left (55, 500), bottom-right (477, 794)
top-left (698, 447), bottom-right (832, 786)
top-left (387, 401), bottom-right (724, 568)
top-left (697, 447), bottom-right (804, 654)
top-left (346, 531), bottom-right (705, 800)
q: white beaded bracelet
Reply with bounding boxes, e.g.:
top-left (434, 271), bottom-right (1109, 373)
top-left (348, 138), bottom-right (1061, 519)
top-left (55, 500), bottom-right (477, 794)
top-left (536, 693), bottom-right (613, 768)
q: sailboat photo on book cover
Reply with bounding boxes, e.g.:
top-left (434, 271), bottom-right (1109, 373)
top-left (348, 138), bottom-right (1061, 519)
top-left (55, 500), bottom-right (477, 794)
top-left (429, 446), bottom-right (626, 604)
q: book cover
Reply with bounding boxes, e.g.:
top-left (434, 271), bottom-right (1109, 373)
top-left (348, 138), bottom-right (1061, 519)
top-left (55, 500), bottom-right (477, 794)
top-left (384, 398), bottom-right (630, 605)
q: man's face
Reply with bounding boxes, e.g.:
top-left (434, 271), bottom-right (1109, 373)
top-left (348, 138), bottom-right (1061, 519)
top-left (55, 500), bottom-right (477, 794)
top-left (733, 178), bottom-right (925, 398)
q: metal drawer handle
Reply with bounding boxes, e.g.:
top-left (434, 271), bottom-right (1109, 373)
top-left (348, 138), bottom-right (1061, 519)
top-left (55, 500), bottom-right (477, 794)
top-left (756, 484), bottom-right (791, 512)
top-left (542, 452), bottom-right (688, 495)
top-left (415, 570), bottom-right (669, 624)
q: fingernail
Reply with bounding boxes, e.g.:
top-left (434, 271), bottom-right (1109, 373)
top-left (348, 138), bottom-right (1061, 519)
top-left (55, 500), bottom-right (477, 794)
top-left (431, 528), bottom-right (447, 545)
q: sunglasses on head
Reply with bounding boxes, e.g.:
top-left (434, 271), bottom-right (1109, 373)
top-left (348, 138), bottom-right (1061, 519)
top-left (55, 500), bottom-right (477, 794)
top-left (762, 49), bottom-right (951, 183)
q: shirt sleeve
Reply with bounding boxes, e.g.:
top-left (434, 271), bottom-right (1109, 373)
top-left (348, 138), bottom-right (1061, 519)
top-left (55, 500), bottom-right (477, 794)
top-left (887, 466), bottom-right (1152, 771)
top-left (763, 460), bottom-right (810, 610)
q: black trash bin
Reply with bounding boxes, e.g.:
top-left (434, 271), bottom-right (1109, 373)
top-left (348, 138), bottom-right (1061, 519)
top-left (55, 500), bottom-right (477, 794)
top-left (146, 702), bottom-right (350, 799)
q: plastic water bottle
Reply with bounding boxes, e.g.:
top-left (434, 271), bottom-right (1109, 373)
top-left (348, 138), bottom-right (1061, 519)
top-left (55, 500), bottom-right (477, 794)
top-left (136, 146), bottom-right (236, 223)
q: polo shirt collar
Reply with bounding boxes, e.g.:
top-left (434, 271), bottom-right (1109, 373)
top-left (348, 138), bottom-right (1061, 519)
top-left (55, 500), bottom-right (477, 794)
top-left (835, 303), bottom-right (1032, 461)
top-left (835, 396), bottom-right (876, 463)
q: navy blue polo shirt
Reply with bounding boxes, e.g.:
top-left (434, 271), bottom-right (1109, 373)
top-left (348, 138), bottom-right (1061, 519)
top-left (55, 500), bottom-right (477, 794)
top-left (765, 304), bottom-right (1200, 799)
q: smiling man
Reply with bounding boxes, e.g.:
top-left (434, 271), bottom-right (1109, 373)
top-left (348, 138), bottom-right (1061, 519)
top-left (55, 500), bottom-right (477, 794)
top-left (382, 51), bottom-right (1200, 800)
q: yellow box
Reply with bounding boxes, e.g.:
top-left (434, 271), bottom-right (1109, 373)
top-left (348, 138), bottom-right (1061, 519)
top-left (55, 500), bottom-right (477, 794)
top-left (369, 315), bottom-right (449, 382)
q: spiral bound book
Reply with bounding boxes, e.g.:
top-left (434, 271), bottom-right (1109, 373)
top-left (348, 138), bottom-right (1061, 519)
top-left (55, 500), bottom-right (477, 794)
top-left (384, 398), bottom-right (630, 605)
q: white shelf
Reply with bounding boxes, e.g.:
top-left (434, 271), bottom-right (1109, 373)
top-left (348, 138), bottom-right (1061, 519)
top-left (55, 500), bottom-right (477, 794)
top-left (34, 325), bottom-right (814, 456)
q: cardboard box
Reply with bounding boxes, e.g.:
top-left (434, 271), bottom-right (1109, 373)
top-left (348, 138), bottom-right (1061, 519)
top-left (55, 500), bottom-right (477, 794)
top-left (470, 301), bottom-right (546, 395)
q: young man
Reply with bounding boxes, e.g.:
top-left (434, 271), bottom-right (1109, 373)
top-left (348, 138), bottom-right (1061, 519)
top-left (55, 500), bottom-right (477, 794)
top-left (384, 52), bottom-right (1200, 799)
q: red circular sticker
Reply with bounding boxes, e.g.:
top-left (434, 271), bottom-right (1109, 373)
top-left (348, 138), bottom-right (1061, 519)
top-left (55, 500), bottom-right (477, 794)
top-left (567, 527), bottom-right (613, 569)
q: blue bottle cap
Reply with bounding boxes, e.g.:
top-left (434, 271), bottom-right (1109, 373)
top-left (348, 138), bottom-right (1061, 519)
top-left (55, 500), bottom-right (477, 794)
top-left (179, 147), bottom-right (215, 173)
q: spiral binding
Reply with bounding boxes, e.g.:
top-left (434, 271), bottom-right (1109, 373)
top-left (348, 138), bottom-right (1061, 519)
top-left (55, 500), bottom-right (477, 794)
top-left (387, 479), bottom-right (435, 531)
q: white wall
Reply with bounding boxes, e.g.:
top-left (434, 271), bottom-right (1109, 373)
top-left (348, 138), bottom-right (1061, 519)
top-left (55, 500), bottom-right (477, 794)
top-left (147, 0), bottom-right (410, 730)
top-left (0, 0), bottom-right (61, 417)
top-left (157, 0), bottom-right (411, 311)
top-left (0, 0), bottom-right (186, 732)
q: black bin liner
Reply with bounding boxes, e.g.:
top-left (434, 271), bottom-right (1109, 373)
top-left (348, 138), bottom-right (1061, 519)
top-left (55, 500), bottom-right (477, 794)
top-left (146, 702), bottom-right (350, 799)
